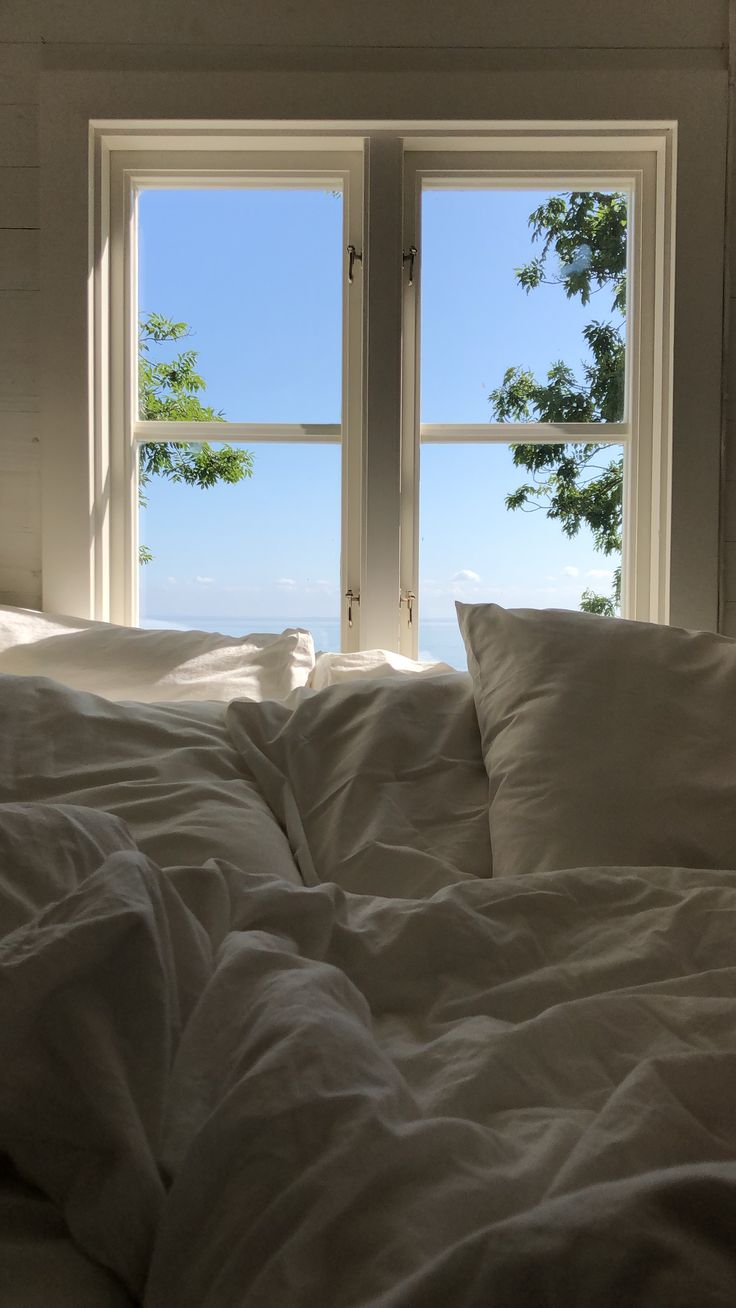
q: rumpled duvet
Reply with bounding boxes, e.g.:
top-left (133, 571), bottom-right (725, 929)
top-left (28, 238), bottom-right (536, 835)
top-left (2, 804), bottom-right (736, 1306)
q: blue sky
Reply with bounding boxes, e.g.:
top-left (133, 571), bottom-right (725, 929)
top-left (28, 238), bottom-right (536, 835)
top-left (138, 185), bottom-right (624, 655)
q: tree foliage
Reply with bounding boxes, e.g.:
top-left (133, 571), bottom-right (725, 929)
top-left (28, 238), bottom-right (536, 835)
top-left (138, 312), bottom-right (253, 563)
top-left (489, 191), bottom-right (627, 613)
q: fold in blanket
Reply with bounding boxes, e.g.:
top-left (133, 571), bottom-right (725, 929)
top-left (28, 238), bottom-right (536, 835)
top-left (2, 811), bottom-right (736, 1305)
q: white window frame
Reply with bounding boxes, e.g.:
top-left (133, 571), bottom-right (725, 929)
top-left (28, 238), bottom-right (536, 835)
top-left (103, 142), bottom-right (364, 644)
top-left (89, 123), bottom-right (674, 650)
top-left (398, 140), bottom-right (671, 654)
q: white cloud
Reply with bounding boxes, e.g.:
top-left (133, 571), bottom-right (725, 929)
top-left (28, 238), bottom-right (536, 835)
top-left (451, 568), bottom-right (481, 583)
top-left (562, 566), bottom-right (580, 578)
top-left (166, 576), bottom-right (177, 585)
top-left (275, 577), bottom-right (297, 590)
top-left (586, 568), bottom-right (613, 579)
top-left (195, 575), bottom-right (214, 585)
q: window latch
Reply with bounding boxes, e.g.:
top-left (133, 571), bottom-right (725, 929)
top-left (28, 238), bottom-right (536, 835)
top-left (346, 245), bottom-right (363, 284)
top-left (402, 246), bottom-right (418, 286)
top-left (400, 589), bottom-right (416, 625)
top-left (345, 588), bottom-right (360, 627)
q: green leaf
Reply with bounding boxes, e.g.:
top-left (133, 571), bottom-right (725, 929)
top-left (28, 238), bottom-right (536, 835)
top-left (137, 313), bottom-right (255, 564)
top-left (492, 190), bottom-right (627, 615)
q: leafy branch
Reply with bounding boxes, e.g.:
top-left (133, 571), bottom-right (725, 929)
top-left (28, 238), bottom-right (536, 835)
top-left (491, 191), bottom-right (627, 614)
top-left (138, 312), bottom-right (253, 563)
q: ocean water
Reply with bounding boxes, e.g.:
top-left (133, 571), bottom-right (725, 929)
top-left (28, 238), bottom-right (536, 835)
top-left (141, 615), bottom-right (469, 670)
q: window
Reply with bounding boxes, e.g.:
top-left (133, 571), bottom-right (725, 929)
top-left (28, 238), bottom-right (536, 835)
top-left (95, 127), bottom-right (673, 660)
top-left (400, 152), bottom-right (643, 666)
top-left (105, 146), bottom-right (362, 642)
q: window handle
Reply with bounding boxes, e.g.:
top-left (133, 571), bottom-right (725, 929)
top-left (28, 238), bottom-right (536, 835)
top-left (345, 588), bottom-right (360, 627)
top-left (346, 245), bottom-right (362, 284)
top-left (400, 589), bottom-right (416, 625)
top-left (402, 246), bottom-right (418, 286)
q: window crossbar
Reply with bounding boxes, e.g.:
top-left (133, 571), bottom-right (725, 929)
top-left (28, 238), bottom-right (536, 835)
top-left (419, 422), bottom-right (629, 443)
top-left (133, 422), bottom-right (341, 443)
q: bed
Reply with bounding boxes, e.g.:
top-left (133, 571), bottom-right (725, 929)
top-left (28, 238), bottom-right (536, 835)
top-left (1, 601), bottom-right (735, 1306)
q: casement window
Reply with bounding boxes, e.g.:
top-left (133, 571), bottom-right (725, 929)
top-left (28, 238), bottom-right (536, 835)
top-left (95, 126), bottom-right (674, 665)
top-left (105, 145), bottom-right (363, 653)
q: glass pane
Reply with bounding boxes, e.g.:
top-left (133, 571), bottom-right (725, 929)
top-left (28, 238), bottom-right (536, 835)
top-left (139, 442), bottom-right (341, 646)
top-left (418, 442), bottom-right (624, 669)
top-left (138, 186), bottom-right (343, 423)
top-left (420, 187), bottom-right (628, 424)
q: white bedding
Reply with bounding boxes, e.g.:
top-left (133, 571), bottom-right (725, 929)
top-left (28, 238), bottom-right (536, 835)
top-left (227, 673), bottom-right (491, 896)
top-left (308, 646), bottom-right (454, 689)
top-left (0, 1162), bottom-right (134, 1307)
top-left (458, 602), bottom-right (736, 876)
top-left (0, 674), bottom-right (303, 883)
top-left (3, 611), bottom-right (736, 1306)
top-left (0, 605), bottom-right (315, 702)
top-left (1, 820), bottom-right (735, 1306)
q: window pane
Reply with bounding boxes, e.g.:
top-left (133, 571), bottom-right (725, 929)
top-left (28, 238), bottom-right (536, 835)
top-left (420, 187), bottom-right (628, 424)
top-left (138, 187), bottom-right (343, 423)
top-left (139, 442), bottom-right (341, 645)
top-left (418, 442), bottom-right (623, 669)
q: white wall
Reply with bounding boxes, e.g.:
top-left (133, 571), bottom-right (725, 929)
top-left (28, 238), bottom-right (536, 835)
top-left (0, 0), bottom-right (730, 626)
top-left (0, 37), bottom-right (40, 607)
top-left (719, 2), bottom-right (736, 635)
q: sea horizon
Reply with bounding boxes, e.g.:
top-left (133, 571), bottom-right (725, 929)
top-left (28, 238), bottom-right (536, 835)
top-left (140, 613), bottom-right (468, 668)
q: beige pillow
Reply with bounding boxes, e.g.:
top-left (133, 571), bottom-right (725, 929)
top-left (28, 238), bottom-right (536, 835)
top-left (0, 606), bottom-right (314, 703)
top-left (457, 602), bottom-right (736, 876)
top-left (227, 674), bottom-right (491, 897)
top-left (0, 676), bottom-right (303, 884)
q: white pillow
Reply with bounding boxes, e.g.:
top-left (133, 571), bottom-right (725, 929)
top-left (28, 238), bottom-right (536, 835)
top-left (308, 647), bottom-right (453, 690)
top-left (227, 674), bottom-right (491, 897)
top-left (0, 675), bottom-right (303, 884)
top-left (0, 606), bottom-right (314, 703)
top-left (457, 602), bottom-right (736, 877)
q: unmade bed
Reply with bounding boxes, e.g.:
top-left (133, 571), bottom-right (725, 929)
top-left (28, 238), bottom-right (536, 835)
top-left (1, 601), bottom-right (735, 1306)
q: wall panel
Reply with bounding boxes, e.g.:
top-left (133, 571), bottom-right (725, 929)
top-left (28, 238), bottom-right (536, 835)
top-left (0, 168), bottom-right (39, 227)
top-left (718, 1), bottom-right (736, 628)
top-left (0, 43), bottom-right (39, 101)
top-left (0, 292), bottom-right (39, 401)
top-left (0, 106), bottom-right (38, 166)
top-left (0, 230), bottom-right (39, 290)
top-left (1, 0), bottom-right (727, 50)
top-left (0, 36), bottom-right (39, 608)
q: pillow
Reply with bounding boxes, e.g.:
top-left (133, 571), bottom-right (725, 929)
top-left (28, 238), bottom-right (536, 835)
top-left (0, 606), bottom-right (314, 703)
top-left (0, 675), bottom-right (304, 885)
top-left (308, 647), bottom-right (454, 690)
top-left (457, 602), bottom-right (736, 876)
top-left (227, 673), bottom-right (491, 897)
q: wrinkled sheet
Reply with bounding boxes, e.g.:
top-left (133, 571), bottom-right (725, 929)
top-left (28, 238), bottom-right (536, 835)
top-left (0, 673), bottom-right (303, 883)
top-left (2, 811), bottom-right (736, 1306)
top-left (227, 674), bottom-right (491, 896)
top-left (0, 1145), bottom-right (136, 1307)
top-left (307, 647), bottom-right (454, 689)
